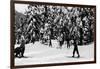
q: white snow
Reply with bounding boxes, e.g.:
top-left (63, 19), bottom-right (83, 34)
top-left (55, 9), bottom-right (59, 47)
top-left (15, 40), bottom-right (94, 65)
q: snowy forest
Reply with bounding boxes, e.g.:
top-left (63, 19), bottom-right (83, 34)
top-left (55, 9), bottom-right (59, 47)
top-left (15, 4), bottom-right (95, 46)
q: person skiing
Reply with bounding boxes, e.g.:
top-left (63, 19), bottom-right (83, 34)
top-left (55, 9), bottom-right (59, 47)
top-left (72, 38), bottom-right (80, 58)
top-left (72, 26), bottom-right (80, 58)
top-left (20, 34), bottom-right (25, 57)
top-left (58, 33), bottom-right (64, 49)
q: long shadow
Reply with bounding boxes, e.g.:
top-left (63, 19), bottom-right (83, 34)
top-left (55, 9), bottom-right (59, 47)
top-left (21, 56), bottom-right (29, 58)
top-left (65, 56), bottom-right (84, 59)
top-left (15, 56), bottom-right (33, 59)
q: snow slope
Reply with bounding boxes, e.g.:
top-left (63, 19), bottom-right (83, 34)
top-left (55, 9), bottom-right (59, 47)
top-left (15, 40), bottom-right (94, 65)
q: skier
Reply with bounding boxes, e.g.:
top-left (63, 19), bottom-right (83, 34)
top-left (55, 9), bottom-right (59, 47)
top-left (48, 29), bottom-right (52, 47)
top-left (20, 34), bottom-right (25, 57)
top-left (72, 38), bottom-right (80, 58)
top-left (58, 33), bottom-right (64, 49)
top-left (72, 26), bottom-right (80, 58)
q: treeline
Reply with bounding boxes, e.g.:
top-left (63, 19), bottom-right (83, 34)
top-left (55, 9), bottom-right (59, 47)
top-left (15, 4), bottom-right (95, 45)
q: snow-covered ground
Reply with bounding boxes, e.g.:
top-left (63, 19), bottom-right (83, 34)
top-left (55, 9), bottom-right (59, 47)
top-left (15, 40), bottom-right (94, 66)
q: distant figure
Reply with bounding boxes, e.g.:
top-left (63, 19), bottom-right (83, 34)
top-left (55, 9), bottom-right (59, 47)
top-left (72, 37), bottom-right (80, 58)
top-left (72, 25), bottom-right (80, 58)
top-left (31, 32), bottom-right (36, 44)
top-left (14, 35), bottom-right (25, 58)
top-left (48, 35), bottom-right (52, 47)
top-left (66, 28), bottom-right (70, 48)
top-left (72, 26), bottom-right (80, 58)
top-left (79, 27), bottom-right (83, 45)
top-left (40, 27), bottom-right (44, 41)
top-left (20, 38), bottom-right (25, 57)
top-left (14, 46), bottom-right (21, 57)
top-left (58, 33), bottom-right (64, 48)
top-left (66, 36), bottom-right (70, 48)
top-left (47, 29), bottom-right (52, 47)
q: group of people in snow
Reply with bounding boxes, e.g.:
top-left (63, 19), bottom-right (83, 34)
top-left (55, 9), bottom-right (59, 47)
top-left (14, 5), bottom-right (95, 58)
